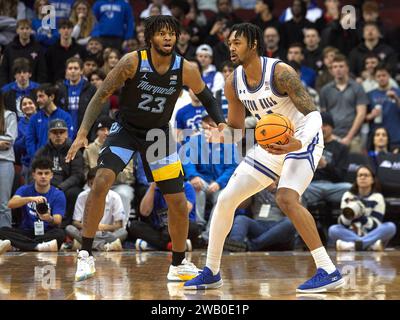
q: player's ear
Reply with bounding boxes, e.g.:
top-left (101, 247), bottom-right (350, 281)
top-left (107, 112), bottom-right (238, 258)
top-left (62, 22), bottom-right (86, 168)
top-left (252, 40), bottom-right (258, 51)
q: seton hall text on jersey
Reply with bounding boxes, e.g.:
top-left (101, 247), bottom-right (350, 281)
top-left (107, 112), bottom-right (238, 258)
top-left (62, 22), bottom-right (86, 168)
top-left (137, 80), bottom-right (177, 96)
top-left (242, 97), bottom-right (278, 112)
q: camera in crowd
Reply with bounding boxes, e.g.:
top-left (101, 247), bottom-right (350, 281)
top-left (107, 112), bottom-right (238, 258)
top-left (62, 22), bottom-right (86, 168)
top-left (342, 200), bottom-right (366, 220)
top-left (36, 201), bottom-right (49, 215)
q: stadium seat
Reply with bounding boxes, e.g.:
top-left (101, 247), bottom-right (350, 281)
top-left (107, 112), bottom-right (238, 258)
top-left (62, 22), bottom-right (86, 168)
top-left (376, 153), bottom-right (400, 198)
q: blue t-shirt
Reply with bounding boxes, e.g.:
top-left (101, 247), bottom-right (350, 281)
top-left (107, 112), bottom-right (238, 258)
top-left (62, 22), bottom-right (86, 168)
top-left (368, 88), bottom-right (400, 145)
top-left (151, 182), bottom-right (196, 229)
top-left (176, 103), bottom-right (205, 132)
top-left (15, 184), bottom-right (66, 231)
top-left (64, 78), bottom-right (85, 138)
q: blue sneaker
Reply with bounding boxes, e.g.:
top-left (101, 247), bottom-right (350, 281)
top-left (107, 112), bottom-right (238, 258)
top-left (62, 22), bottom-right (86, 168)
top-left (183, 266), bottom-right (223, 290)
top-left (296, 268), bottom-right (345, 293)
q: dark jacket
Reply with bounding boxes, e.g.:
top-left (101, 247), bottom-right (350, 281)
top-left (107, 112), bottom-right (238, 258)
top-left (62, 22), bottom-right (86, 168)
top-left (56, 79), bottom-right (98, 134)
top-left (281, 18), bottom-right (314, 49)
top-left (313, 139), bottom-right (349, 182)
top-left (320, 20), bottom-right (360, 56)
top-left (46, 39), bottom-right (86, 83)
top-left (304, 47), bottom-right (323, 72)
top-left (34, 140), bottom-right (85, 191)
top-left (0, 35), bottom-right (47, 87)
top-left (349, 40), bottom-right (398, 77)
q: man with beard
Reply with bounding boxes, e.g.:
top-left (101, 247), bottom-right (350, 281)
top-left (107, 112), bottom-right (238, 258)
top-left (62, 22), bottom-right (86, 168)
top-left (66, 15), bottom-right (226, 282)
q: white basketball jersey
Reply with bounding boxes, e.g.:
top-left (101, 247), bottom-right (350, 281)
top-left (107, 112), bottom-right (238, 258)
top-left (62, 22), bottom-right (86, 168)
top-left (233, 56), bottom-right (306, 131)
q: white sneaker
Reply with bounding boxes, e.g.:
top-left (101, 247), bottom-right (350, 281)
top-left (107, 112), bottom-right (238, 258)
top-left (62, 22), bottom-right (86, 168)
top-left (104, 238), bottom-right (122, 252)
top-left (167, 258), bottom-right (201, 281)
top-left (0, 240), bottom-right (11, 255)
top-left (336, 240), bottom-right (355, 251)
top-left (75, 250), bottom-right (96, 282)
top-left (370, 239), bottom-right (384, 251)
top-left (37, 239), bottom-right (58, 252)
top-left (135, 239), bottom-right (156, 251)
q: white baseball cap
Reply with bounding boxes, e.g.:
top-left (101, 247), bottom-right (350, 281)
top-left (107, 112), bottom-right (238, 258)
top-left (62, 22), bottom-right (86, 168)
top-left (196, 44), bottom-right (213, 57)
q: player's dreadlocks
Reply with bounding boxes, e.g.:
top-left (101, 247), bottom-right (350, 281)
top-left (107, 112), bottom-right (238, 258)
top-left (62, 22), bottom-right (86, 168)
top-left (229, 23), bottom-right (265, 56)
top-left (144, 15), bottom-right (181, 47)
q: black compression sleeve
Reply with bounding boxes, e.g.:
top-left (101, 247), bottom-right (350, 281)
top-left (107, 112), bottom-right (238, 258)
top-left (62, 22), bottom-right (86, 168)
top-left (195, 86), bottom-right (226, 124)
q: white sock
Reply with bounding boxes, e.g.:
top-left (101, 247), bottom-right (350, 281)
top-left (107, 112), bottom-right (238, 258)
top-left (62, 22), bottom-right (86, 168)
top-left (311, 247), bottom-right (336, 274)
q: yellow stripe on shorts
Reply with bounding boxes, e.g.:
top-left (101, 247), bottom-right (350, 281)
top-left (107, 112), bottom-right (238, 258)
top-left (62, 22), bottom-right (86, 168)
top-left (151, 161), bottom-right (183, 182)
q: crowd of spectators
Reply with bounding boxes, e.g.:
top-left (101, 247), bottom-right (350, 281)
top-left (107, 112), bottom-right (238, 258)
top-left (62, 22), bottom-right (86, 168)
top-left (0, 0), bottom-right (399, 254)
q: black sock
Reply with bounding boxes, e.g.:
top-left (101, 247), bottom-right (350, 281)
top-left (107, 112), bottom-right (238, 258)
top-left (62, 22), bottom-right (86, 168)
top-left (82, 237), bottom-right (94, 255)
top-left (172, 251), bottom-right (185, 266)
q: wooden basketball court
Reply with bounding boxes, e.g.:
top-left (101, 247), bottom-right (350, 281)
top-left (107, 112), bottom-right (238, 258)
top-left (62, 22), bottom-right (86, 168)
top-left (0, 250), bottom-right (399, 300)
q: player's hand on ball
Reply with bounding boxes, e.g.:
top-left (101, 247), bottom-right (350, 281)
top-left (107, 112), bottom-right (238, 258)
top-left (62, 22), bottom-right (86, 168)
top-left (265, 133), bottom-right (302, 155)
top-left (66, 134), bottom-right (88, 163)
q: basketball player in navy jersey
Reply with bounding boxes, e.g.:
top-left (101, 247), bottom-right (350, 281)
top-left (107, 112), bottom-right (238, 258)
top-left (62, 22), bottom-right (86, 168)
top-left (65, 16), bottom-right (226, 282)
top-left (185, 23), bottom-right (345, 293)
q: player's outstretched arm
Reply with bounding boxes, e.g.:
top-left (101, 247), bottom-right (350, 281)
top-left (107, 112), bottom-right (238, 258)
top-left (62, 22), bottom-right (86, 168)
top-left (66, 52), bottom-right (138, 162)
top-left (182, 60), bottom-right (226, 127)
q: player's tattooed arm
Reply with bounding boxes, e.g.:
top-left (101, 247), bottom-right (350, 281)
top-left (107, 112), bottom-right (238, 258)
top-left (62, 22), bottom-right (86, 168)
top-left (77, 52), bottom-right (138, 136)
top-left (273, 63), bottom-right (317, 115)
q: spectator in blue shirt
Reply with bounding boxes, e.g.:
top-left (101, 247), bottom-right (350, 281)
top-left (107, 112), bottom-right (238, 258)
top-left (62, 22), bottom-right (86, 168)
top-left (0, 157), bottom-right (65, 252)
top-left (175, 88), bottom-right (205, 144)
top-left (50, 0), bottom-right (75, 20)
top-left (1, 57), bottom-right (39, 119)
top-left (182, 111), bottom-right (239, 225)
top-left (14, 95), bottom-right (37, 181)
top-left (366, 65), bottom-right (400, 148)
top-left (91, 0), bottom-right (135, 51)
top-left (57, 57), bottom-right (97, 139)
top-left (26, 83), bottom-right (73, 160)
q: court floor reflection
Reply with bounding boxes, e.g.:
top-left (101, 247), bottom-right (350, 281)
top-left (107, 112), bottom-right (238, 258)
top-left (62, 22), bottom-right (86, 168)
top-left (0, 250), bottom-right (399, 300)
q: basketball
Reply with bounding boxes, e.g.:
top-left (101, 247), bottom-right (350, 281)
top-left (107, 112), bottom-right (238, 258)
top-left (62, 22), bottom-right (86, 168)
top-left (255, 113), bottom-right (295, 146)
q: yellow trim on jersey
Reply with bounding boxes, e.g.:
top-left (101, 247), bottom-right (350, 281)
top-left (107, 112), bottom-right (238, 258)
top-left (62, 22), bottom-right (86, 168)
top-left (151, 161), bottom-right (183, 182)
top-left (141, 50), bottom-right (148, 61)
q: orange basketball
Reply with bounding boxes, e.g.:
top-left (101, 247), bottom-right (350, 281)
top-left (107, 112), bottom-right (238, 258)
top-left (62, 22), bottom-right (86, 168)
top-left (255, 113), bottom-right (295, 146)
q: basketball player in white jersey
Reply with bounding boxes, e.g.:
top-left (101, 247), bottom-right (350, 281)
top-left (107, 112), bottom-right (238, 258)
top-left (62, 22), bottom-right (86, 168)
top-left (184, 23), bottom-right (345, 293)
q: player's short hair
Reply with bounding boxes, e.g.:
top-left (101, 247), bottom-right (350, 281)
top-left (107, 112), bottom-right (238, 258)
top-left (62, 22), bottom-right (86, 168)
top-left (144, 15), bottom-right (181, 47)
top-left (332, 53), bottom-right (348, 65)
top-left (31, 157), bottom-right (53, 172)
top-left (228, 23), bottom-right (265, 56)
top-left (65, 57), bottom-right (83, 70)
